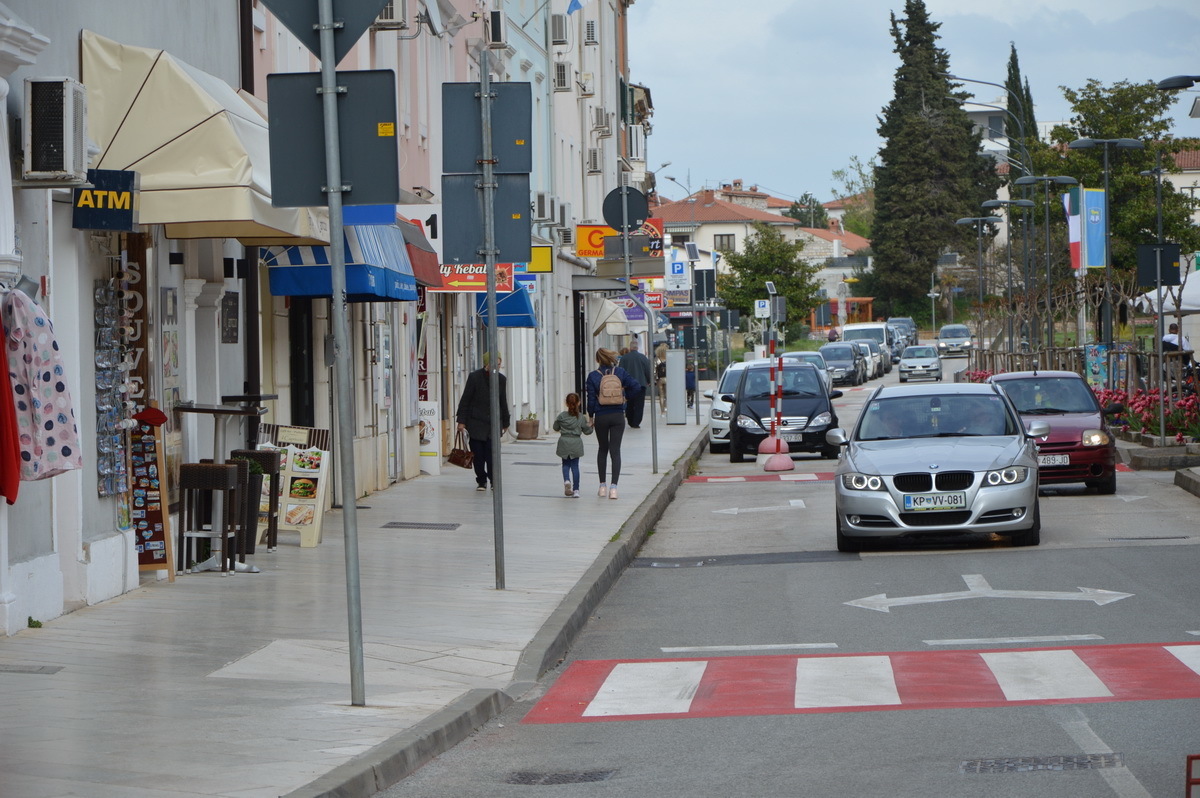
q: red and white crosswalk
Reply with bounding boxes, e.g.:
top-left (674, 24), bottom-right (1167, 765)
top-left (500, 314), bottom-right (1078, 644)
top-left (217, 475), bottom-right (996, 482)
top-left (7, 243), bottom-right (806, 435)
top-left (524, 642), bottom-right (1200, 724)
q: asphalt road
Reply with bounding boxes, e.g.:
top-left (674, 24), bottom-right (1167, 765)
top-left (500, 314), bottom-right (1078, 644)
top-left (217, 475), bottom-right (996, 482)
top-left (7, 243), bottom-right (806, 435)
top-left (376, 362), bottom-right (1200, 798)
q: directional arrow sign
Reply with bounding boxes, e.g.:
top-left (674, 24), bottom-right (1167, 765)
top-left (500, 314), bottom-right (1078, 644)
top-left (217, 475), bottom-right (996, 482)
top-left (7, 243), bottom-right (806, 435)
top-left (713, 500), bottom-right (806, 515)
top-left (845, 574), bottom-right (1133, 613)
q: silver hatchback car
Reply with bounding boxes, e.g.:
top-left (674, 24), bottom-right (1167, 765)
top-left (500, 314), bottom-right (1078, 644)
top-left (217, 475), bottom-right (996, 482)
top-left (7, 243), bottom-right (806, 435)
top-left (897, 345), bottom-right (942, 382)
top-left (826, 383), bottom-right (1049, 552)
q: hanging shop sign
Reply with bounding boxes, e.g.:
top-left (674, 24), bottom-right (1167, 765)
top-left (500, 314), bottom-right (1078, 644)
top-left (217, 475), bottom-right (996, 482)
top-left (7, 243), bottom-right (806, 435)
top-left (72, 169), bottom-right (139, 231)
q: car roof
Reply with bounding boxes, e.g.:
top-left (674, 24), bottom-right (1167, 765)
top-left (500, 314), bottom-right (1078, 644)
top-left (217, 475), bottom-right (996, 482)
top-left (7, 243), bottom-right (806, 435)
top-left (871, 382), bottom-right (1001, 400)
top-left (990, 370), bottom-right (1081, 382)
top-left (745, 361), bottom-right (819, 372)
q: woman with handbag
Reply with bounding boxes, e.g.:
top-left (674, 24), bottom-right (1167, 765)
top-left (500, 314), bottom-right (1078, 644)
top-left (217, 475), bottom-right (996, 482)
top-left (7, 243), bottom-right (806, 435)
top-left (585, 348), bottom-right (638, 500)
top-left (455, 352), bottom-right (510, 491)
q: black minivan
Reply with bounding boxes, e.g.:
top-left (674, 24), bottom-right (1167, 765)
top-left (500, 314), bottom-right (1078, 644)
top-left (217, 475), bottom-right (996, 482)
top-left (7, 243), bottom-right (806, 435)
top-left (723, 362), bottom-right (843, 462)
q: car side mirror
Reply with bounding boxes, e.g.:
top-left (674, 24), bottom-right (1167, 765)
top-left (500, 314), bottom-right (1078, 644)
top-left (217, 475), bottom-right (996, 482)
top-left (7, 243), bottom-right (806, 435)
top-left (703, 390), bottom-right (713, 399)
top-left (829, 389), bottom-right (844, 400)
top-left (1103, 403), bottom-right (1125, 416)
top-left (720, 394), bottom-right (735, 403)
top-left (1026, 420), bottom-right (1051, 438)
top-left (825, 428), bottom-right (848, 446)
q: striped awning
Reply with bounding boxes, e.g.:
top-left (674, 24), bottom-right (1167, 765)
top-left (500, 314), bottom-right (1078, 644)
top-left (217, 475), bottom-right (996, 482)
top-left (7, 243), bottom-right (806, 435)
top-left (262, 225), bottom-right (417, 302)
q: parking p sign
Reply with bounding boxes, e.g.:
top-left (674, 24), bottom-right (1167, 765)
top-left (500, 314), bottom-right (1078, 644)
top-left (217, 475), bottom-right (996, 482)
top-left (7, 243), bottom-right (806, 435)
top-left (754, 299), bottom-right (770, 318)
top-left (665, 258), bottom-right (689, 291)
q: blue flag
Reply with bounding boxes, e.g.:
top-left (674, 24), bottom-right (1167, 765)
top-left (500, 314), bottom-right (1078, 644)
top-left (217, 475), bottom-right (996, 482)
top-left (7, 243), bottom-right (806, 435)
top-left (1082, 188), bottom-right (1106, 269)
top-left (567, 0), bottom-right (588, 13)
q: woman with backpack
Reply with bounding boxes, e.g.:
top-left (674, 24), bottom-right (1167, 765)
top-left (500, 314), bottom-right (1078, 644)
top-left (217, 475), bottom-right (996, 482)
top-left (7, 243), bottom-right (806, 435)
top-left (585, 347), bottom-right (639, 500)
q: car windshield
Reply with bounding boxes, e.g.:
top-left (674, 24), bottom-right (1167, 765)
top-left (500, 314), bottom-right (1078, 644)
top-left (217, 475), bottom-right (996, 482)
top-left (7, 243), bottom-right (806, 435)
top-left (998, 377), bottom-right (1100, 415)
top-left (940, 325), bottom-right (970, 339)
top-left (903, 346), bottom-right (936, 358)
top-left (740, 369), bottom-right (821, 398)
top-left (857, 395), bottom-right (1015, 441)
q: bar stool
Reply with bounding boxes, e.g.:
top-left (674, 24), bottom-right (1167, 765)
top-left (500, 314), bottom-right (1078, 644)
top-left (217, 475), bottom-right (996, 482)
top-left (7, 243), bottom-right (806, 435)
top-left (229, 448), bottom-right (281, 553)
top-left (177, 463), bottom-right (239, 574)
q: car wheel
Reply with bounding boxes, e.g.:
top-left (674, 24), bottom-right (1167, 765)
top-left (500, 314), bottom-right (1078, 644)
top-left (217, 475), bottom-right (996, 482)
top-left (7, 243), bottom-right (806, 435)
top-left (1088, 469), bottom-right (1117, 495)
top-left (836, 516), bottom-right (863, 553)
top-left (1008, 501), bottom-right (1041, 547)
top-left (709, 440), bottom-right (729, 454)
top-left (729, 449), bottom-right (745, 463)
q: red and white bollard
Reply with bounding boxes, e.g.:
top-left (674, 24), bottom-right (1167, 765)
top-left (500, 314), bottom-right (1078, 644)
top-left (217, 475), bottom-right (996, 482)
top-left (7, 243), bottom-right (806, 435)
top-left (759, 337), bottom-right (794, 471)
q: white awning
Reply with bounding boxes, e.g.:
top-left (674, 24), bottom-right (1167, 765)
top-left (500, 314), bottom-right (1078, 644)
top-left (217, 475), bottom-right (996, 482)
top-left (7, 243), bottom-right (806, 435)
top-left (587, 294), bottom-right (628, 337)
top-left (82, 30), bottom-right (328, 245)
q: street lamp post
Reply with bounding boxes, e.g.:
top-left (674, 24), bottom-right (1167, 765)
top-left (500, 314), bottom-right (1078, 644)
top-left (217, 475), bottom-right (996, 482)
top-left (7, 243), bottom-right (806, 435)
top-left (982, 199), bottom-right (1035, 353)
top-left (1140, 152), bottom-right (1168, 446)
top-left (956, 216), bottom-right (1001, 357)
top-left (1013, 175), bottom-right (1078, 356)
top-left (1067, 138), bottom-right (1144, 380)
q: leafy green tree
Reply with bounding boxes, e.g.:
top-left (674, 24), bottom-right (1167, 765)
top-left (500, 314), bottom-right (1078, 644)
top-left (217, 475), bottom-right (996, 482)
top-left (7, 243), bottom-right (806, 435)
top-left (830, 155), bottom-right (876, 238)
top-left (717, 222), bottom-right (823, 328)
top-left (784, 193), bottom-right (830, 229)
top-left (871, 0), bottom-right (1001, 309)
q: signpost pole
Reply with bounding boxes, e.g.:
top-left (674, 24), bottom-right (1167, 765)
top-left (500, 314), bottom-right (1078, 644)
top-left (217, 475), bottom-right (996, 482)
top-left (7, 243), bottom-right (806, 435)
top-left (316, 0), bottom-right (365, 707)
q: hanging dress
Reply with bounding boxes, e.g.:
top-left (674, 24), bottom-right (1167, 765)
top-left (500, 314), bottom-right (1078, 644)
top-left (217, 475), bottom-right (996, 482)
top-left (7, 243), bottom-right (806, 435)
top-left (2, 289), bottom-right (83, 480)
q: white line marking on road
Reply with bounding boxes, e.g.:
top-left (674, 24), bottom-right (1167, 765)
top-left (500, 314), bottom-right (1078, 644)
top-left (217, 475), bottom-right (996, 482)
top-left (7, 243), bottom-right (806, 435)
top-left (583, 661), bottom-right (708, 717)
top-left (661, 643), bottom-right (837, 653)
top-left (923, 634), bottom-right (1104, 646)
top-left (1165, 644), bottom-right (1200, 676)
top-left (712, 499), bottom-right (807, 515)
top-left (1117, 495), bottom-right (1147, 502)
top-left (1051, 706), bottom-right (1154, 798)
top-left (981, 650), bottom-right (1113, 701)
top-left (1187, 631), bottom-right (1200, 636)
top-left (778, 473), bottom-right (818, 481)
top-left (846, 573), bottom-right (1133, 612)
top-left (703, 477), bottom-right (746, 482)
top-left (795, 656), bottom-right (900, 708)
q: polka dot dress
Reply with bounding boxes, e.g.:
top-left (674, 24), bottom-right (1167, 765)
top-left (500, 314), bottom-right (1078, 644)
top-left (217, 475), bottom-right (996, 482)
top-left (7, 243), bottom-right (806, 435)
top-left (2, 290), bottom-right (82, 480)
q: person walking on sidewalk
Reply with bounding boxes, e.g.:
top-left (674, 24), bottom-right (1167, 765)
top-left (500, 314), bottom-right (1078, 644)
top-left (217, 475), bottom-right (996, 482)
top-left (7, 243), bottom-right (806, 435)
top-left (553, 392), bottom-right (592, 498)
top-left (654, 342), bottom-right (668, 415)
top-left (685, 362), bottom-right (697, 408)
top-left (617, 336), bottom-right (652, 428)
top-left (456, 352), bottom-right (510, 491)
top-left (586, 347), bottom-right (638, 500)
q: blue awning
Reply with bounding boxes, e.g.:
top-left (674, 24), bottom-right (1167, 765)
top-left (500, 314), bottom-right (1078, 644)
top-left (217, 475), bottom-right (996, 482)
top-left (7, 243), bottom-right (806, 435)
top-left (474, 289), bottom-right (538, 328)
top-left (261, 225), bottom-right (417, 302)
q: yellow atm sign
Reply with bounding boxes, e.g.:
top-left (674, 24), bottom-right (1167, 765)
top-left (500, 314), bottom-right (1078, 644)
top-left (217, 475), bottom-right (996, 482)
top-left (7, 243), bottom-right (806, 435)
top-left (72, 169), bottom-right (138, 232)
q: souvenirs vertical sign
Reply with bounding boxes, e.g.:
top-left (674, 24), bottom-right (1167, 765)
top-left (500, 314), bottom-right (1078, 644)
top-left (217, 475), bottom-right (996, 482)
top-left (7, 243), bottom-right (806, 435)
top-left (128, 405), bottom-right (174, 580)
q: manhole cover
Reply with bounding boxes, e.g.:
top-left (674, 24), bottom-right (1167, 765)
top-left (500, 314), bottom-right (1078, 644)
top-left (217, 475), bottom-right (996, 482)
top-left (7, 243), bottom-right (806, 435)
top-left (505, 771), bottom-right (616, 785)
top-left (380, 522), bottom-right (461, 531)
top-left (961, 753), bottom-right (1124, 773)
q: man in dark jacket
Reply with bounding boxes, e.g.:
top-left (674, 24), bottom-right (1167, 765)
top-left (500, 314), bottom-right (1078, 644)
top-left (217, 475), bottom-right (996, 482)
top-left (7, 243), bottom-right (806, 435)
top-left (617, 337), bottom-right (652, 428)
top-left (455, 353), bottom-right (510, 490)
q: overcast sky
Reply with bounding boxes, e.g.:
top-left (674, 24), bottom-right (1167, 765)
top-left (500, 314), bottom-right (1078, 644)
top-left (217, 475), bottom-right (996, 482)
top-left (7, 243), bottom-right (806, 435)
top-left (627, 0), bottom-right (1200, 204)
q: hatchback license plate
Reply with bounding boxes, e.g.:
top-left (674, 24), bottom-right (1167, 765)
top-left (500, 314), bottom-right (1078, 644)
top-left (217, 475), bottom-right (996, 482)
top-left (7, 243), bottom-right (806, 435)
top-left (1038, 454), bottom-right (1070, 466)
top-left (903, 492), bottom-right (966, 511)
top-left (780, 432), bottom-right (805, 442)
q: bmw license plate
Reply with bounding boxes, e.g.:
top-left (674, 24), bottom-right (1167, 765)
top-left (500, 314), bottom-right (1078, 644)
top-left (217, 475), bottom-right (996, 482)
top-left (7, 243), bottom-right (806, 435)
top-left (1038, 454), bottom-right (1070, 466)
top-left (903, 492), bottom-right (966, 511)
top-left (780, 433), bottom-right (804, 442)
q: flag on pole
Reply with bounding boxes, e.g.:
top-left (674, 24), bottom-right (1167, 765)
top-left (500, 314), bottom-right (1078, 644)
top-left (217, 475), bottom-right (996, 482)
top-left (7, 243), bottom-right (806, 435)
top-left (1063, 188), bottom-right (1081, 270)
top-left (1082, 188), bottom-right (1106, 270)
top-left (567, 0), bottom-right (589, 13)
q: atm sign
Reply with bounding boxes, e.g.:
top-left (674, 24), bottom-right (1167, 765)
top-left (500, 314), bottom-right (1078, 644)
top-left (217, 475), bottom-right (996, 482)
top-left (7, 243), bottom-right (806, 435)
top-left (72, 169), bottom-right (138, 231)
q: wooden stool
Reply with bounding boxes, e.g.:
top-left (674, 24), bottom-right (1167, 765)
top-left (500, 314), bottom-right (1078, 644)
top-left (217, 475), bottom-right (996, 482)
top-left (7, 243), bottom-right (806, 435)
top-left (230, 449), bottom-right (281, 552)
top-left (177, 463), bottom-right (239, 574)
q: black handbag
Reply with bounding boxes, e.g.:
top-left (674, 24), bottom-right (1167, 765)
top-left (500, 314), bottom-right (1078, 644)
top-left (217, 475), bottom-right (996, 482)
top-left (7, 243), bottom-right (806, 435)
top-left (448, 430), bottom-right (474, 469)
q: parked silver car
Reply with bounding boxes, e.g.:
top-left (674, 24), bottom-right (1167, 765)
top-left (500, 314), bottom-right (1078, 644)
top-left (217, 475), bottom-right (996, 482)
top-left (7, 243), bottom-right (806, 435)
top-left (781, 351), bottom-right (833, 394)
top-left (897, 345), bottom-right (942, 382)
top-left (704, 360), bottom-right (753, 453)
top-left (826, 383), bottom-right (1049, 552)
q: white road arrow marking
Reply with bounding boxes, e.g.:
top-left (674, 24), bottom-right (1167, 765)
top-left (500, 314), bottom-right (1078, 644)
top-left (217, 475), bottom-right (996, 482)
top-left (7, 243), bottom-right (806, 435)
top-left (846, 574), bottom-right (1133, 613)
top-left (1118, 495), bottom-right (1147, 502)
top-left (713, 500), bottom-right (806, 515)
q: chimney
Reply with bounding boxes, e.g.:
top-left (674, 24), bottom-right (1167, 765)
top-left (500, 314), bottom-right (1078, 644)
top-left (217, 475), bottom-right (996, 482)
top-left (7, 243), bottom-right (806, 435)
top-left (828, 218), bottom-right (841, 233)
top-left (732, 179), bottom-right (743, 190)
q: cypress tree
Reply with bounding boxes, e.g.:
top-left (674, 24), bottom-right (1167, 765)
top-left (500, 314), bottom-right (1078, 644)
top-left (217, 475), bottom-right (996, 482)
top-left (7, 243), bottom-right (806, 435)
top-left (871, 0), bottom-right (1001, 306)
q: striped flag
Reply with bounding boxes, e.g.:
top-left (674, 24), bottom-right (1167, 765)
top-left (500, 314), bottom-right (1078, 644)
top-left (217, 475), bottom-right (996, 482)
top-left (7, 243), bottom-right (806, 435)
top-left (1063, 189), bottom-right (1081, 270)
top-left (567, 0), bottom-right (590, 13)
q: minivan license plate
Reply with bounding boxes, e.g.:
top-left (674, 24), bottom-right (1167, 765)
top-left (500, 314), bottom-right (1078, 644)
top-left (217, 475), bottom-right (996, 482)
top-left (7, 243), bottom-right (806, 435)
top-left (903, 492), bottom-right (966, 511)
top-left (1038, 454), bottom-right (1069, 466)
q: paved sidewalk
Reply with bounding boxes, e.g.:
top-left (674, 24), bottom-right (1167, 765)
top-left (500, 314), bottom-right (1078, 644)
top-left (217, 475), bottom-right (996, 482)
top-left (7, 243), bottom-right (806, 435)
top-left (0, 412), bottom-right (708, 798)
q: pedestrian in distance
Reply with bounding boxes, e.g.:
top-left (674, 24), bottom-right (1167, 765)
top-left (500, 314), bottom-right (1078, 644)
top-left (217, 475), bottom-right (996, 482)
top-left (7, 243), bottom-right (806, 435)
top-left (654, 342), bottom-right (668, 415)
top-left (685, 361), bottom-right (697, 408)
top-left (827, 327), bottom-right (839, 342)
top-left (455, 352), bottom-right (510, 491)
top-left (553, 392), bottom-right (592, 498)
top-left (586, 347), bottom-right (639, 500)
top-left (617, 336), bottom-right (653, 428)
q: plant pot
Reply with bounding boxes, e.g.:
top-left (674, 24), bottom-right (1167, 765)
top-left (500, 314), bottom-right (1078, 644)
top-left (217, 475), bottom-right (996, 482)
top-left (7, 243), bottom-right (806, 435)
top-left (515, 419), bottom-right (539, 440)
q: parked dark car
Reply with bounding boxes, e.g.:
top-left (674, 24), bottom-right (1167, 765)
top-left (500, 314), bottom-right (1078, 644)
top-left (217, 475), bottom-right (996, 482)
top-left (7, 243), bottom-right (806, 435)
top-left (888, 317), bottom-right (919, 346)
top-left (724, 362), bottom-right (843, 462)
top-left (990, 370), bottom-right (1123, 494)
top-left (819, 343), bottom-right (866, 386)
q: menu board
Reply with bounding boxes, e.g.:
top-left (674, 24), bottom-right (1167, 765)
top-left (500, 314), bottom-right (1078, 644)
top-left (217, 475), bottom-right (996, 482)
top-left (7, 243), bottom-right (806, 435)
top-left (129, 421), bottom-right (175, 580)
top-left (258, 445), bottom-right (329, 548)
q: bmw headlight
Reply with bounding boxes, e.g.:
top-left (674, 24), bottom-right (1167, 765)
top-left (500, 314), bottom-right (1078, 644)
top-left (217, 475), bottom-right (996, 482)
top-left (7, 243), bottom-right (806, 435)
top-left (842, 473), bottom-right (885, 491)
top-left (711, 408), bottom-right (730, 420)
top-left (1081, 429), bottom-right (1110, 447)
top-left (809, 411), bottom-right (833, 427)
top-left (984, 466), bottom-right (1029, 486)
top-left (736, 415), bottom-right (763, 430)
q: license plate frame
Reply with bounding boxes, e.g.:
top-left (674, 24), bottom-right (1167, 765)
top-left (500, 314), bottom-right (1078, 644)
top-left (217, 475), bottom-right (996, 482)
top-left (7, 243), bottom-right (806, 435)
top-left (902, 491), bottom-right (967, 511)
top-left (1038, 454), bottom-right (1070, 466)
top-left (780, 432), bottom-right (805, 442)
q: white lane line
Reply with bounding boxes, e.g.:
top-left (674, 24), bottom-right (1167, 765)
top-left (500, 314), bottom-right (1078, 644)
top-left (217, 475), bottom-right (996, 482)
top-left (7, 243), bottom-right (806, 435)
top-left (924, 634), bottom-right (1104, 646)
top-left (1187, 631), bottom-right (1200, 636)
top-left (794, 655), bottom-right (900, 708)
top-left (1050, 706), bottom-right (1154, 798)
top-left (662, 643), bottom-right (837, 653)
top-left (779, 473), bottom-right (819, 480)
top-left (583, 660), bottom-right (708, 717)
top-left (981, 650), bottom-right (1113, 701)
top-left (1165, 644), bottom-right (1200, 676)
top-left (703, 477), bottom-right (746, 482)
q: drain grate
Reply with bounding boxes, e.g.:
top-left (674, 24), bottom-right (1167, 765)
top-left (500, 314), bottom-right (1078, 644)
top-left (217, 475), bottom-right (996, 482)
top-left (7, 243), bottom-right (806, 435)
top-left (380, 522), bottom-right (461, 531)
top-left (961, 753), bottom-right (1124, 773)
top-left (0, 664), bottom-right (62, 675)
top-left (505, 771), bottom-right (616, 785)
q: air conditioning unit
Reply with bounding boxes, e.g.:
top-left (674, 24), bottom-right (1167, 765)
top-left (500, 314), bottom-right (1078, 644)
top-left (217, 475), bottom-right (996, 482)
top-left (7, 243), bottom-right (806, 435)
top-left (533, 191), bottom-right (558, 222)
top-left (584, 20), bottom-right (599, 45)
top-left (557, 200), bottom-right (573, 230)
top-left (486, 10), bottom-right (507, 48)
top-left (587, 147), bottom-right (602, 174)
top-left (22, 77), bottom-right (88, 182)
top-left (553, 62), bottom-right (571, 92)
top-left (579, 72), bottom-right (594, 97)
top-left (371, 0), bottom-right (409, 29)
top-left (550, 13), bottom-right (568, 46)
top-left (592, 106), bottom-right (610, 134)
top-left (558, 227), bottom-right (574, 246)
top-left (626, 123), bottom-right (646, 163)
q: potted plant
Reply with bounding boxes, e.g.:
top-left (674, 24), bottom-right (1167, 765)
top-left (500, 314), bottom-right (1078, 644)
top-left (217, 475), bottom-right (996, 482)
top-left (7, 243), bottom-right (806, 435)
top-left (515, 412), bottom-right (539, 440)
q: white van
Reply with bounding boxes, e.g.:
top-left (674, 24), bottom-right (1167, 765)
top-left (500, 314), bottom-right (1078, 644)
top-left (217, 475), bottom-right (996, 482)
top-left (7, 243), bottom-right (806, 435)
top-left (841, 322), bottom-right (898, 369)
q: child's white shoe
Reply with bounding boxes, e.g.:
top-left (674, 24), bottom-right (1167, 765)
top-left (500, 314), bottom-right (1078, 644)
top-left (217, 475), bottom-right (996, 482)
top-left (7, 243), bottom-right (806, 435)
top-left (564, 480), bottom-right (573, 497)
top-left (598, 483), bottom-right (607, 497)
